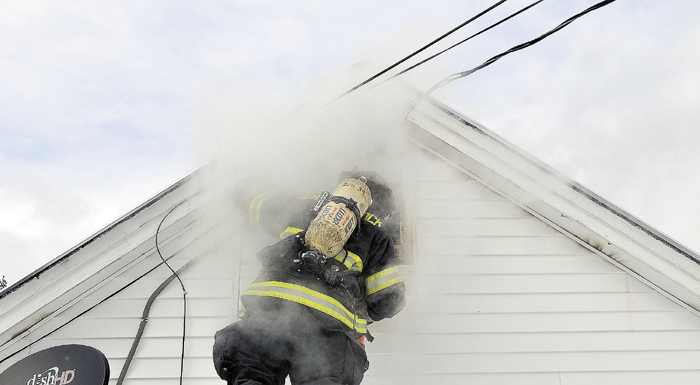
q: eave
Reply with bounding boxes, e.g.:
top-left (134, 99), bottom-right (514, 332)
top-left (0, 165), bottom-right (231, 353)
top-left (405, 97), bottom-right (700, 313)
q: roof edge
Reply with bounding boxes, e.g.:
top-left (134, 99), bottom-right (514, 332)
top-left (406, 96), bottom-right (700, 312)
top-left (435, 104), bottom-right (700, 265)
top-left (0, 167), bottom-right (200, 301)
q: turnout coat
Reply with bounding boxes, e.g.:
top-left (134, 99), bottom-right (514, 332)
top-left (242, 192), bottom-right (406, 339)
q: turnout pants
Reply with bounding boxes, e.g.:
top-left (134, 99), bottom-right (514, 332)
top-left (214, 300), bottom-right (368, 385)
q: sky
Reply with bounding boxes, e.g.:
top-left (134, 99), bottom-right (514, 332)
top-left (2, 0), bottom-right (700, 287)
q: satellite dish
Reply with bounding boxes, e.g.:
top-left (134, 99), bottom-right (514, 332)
top-left (0, 344), bottom-right (109, 385)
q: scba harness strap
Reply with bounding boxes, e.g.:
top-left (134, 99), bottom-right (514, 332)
top-left (312, 192), bottom-right (364, 237)
top-left (328, 195), bottom-right (363, 236)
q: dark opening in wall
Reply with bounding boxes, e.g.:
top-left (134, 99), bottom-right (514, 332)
top-left (381, 182), bottom-right (414, 267)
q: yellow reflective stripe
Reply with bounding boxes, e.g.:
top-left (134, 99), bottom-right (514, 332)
top-left (367, 277), bottom-right (403, 295)
top-left (251, 282), bottom-right (358, 320)
top-left (297, 194), bottom-right (320, 200)
top-left (248, 195), bottom-right (268, 231)
top-left (347, 251), bottom-right (363, 272)
top-left (333, 250), bottom-right (363, 272)
top-left (334, 253), bottom-right (353, 270)
top-left (245, 290), bottom-right (367, 333)
top-left (366, 267), bottom-right (402, 295)
top-left (245, 286), bottom-right (367, 333)
top-left (279, 227), bottom-right (304, 239)
top-left (366, 266), bottom-right (398, 283)
top-left (245, 281), bottom-right (367, 333)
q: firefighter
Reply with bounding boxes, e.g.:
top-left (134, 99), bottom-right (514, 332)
top-left (213, 171), bottom-right (406, 385)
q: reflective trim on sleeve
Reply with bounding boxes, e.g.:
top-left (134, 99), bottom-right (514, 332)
top-left (297, 194), bottom-right (320, 200)
top-left (248, 195), bottom-right (269, 231)
top-left (365, 267), bottom-right (403, 295)
top-left (279, 227), bottom-right (304, 239)
top-left (243, 281), bottom-right (367, 334)
top-left (334, 250), bottom-right (363, 272)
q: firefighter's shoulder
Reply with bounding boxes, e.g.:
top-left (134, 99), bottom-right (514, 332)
top-left (362, 212), bottom-right (383, 228)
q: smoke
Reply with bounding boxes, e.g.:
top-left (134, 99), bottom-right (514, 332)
top-left (197, 60), bottom-right (422, 385)
top-left (195, 60), bottom-right (419, 222)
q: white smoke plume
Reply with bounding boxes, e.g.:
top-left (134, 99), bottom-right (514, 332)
top-left (196, 61), bottom-right (419, 220)
top-left (197, 64), bottom-right (423, 385)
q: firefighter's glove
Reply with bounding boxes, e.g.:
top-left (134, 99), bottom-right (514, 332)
top-left (319, 262), bottom-right (363, 298)
top-left (257, 233), bottom-right (305, 271)
top-left (338, 272), bottom-right (364, 299)
top-left (322, 266), bottom-right (342, 287)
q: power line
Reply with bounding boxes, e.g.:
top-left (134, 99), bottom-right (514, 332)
top-left (388, 0), bottom-right (545, 82)
top-left (416, 0), bottom-right (618, 103)
top-left (0, 249), bottom-right (201, 367)
top-left (116, 257), bottom-right (196, 385)
top-left (336, 0), bottom-right (509, 100)
top-left (0, 200), bottom-right (196, 384)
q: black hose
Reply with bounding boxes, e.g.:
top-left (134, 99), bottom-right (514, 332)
top-left (117, 201), bottom-right (190, 385)
top-left (115, 259), bottom-right (195, 385)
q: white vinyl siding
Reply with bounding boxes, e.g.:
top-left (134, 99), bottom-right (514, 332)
top-left (10, 249), bottom-right (238, 384)
top-left (4, 147), bottom-right (700, 385)
top-left (362, 153), bottom-right (700, 385)
top-left (0, 178), bottom-right (242, 384)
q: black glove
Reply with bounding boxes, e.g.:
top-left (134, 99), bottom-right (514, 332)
top-left (322, 267), bottom-right (342, 286)
top-left (322, 268), bottom-right (363, 299)
top-left (339, 274), bottom-right (363, 299)
top-left (257, 233), bottom-right (305, 271)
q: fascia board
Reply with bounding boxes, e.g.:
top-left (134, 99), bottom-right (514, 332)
top-left (0, 172), bottom-right (211, 348)
top-left (0, 200), bottom-right (231, 360)
top-left (407, 99), bottom-right (700, 312)
top-left (0, 174), bottom-right (191, 302)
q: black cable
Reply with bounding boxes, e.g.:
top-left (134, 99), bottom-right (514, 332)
top-left (0, 201), bottom-right (193, 378)
top-left (413, 0), bottom-right (618, 106)
top-left (0, 237), bottom-right (199, 367)
top-left (0, 264), bottom-right (152, 366)
top-left (388, 0), bottom-right (544, 81)
top-left (336, 0), bottom-right (509, 100)
top-left (116, 257), bottom-right (195, 385)
top-left (153, 201), bottom-right (188, 385)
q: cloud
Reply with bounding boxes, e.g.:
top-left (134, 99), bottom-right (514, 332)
top-left (3, 0), bottom-right (700, 285)
top-left (440, 0), bottom-right (700, 250)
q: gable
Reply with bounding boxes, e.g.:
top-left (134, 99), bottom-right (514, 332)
top-left (3, 95), bottom-right (700, 384)
top-left (406, 97), bottom-right (700, 313)
top-left (364, 151), bottom-right (700, 384)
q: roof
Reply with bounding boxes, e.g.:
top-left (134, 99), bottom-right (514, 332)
top-left (0, 178), bottom-right (190, 302)
top-left (0, 165), bottom-right (232, 348)
top-left (2, 91), bottom-right (700, 350)
top-left (406, 95), bottom-right (700, 313)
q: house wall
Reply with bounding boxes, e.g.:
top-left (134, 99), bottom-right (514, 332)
top-left (0, 182), bottom-right (249, 385)
top-left (3, 148), bottom-right (700, 385)
top-left (362, 151), bottom-right (700, 385)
